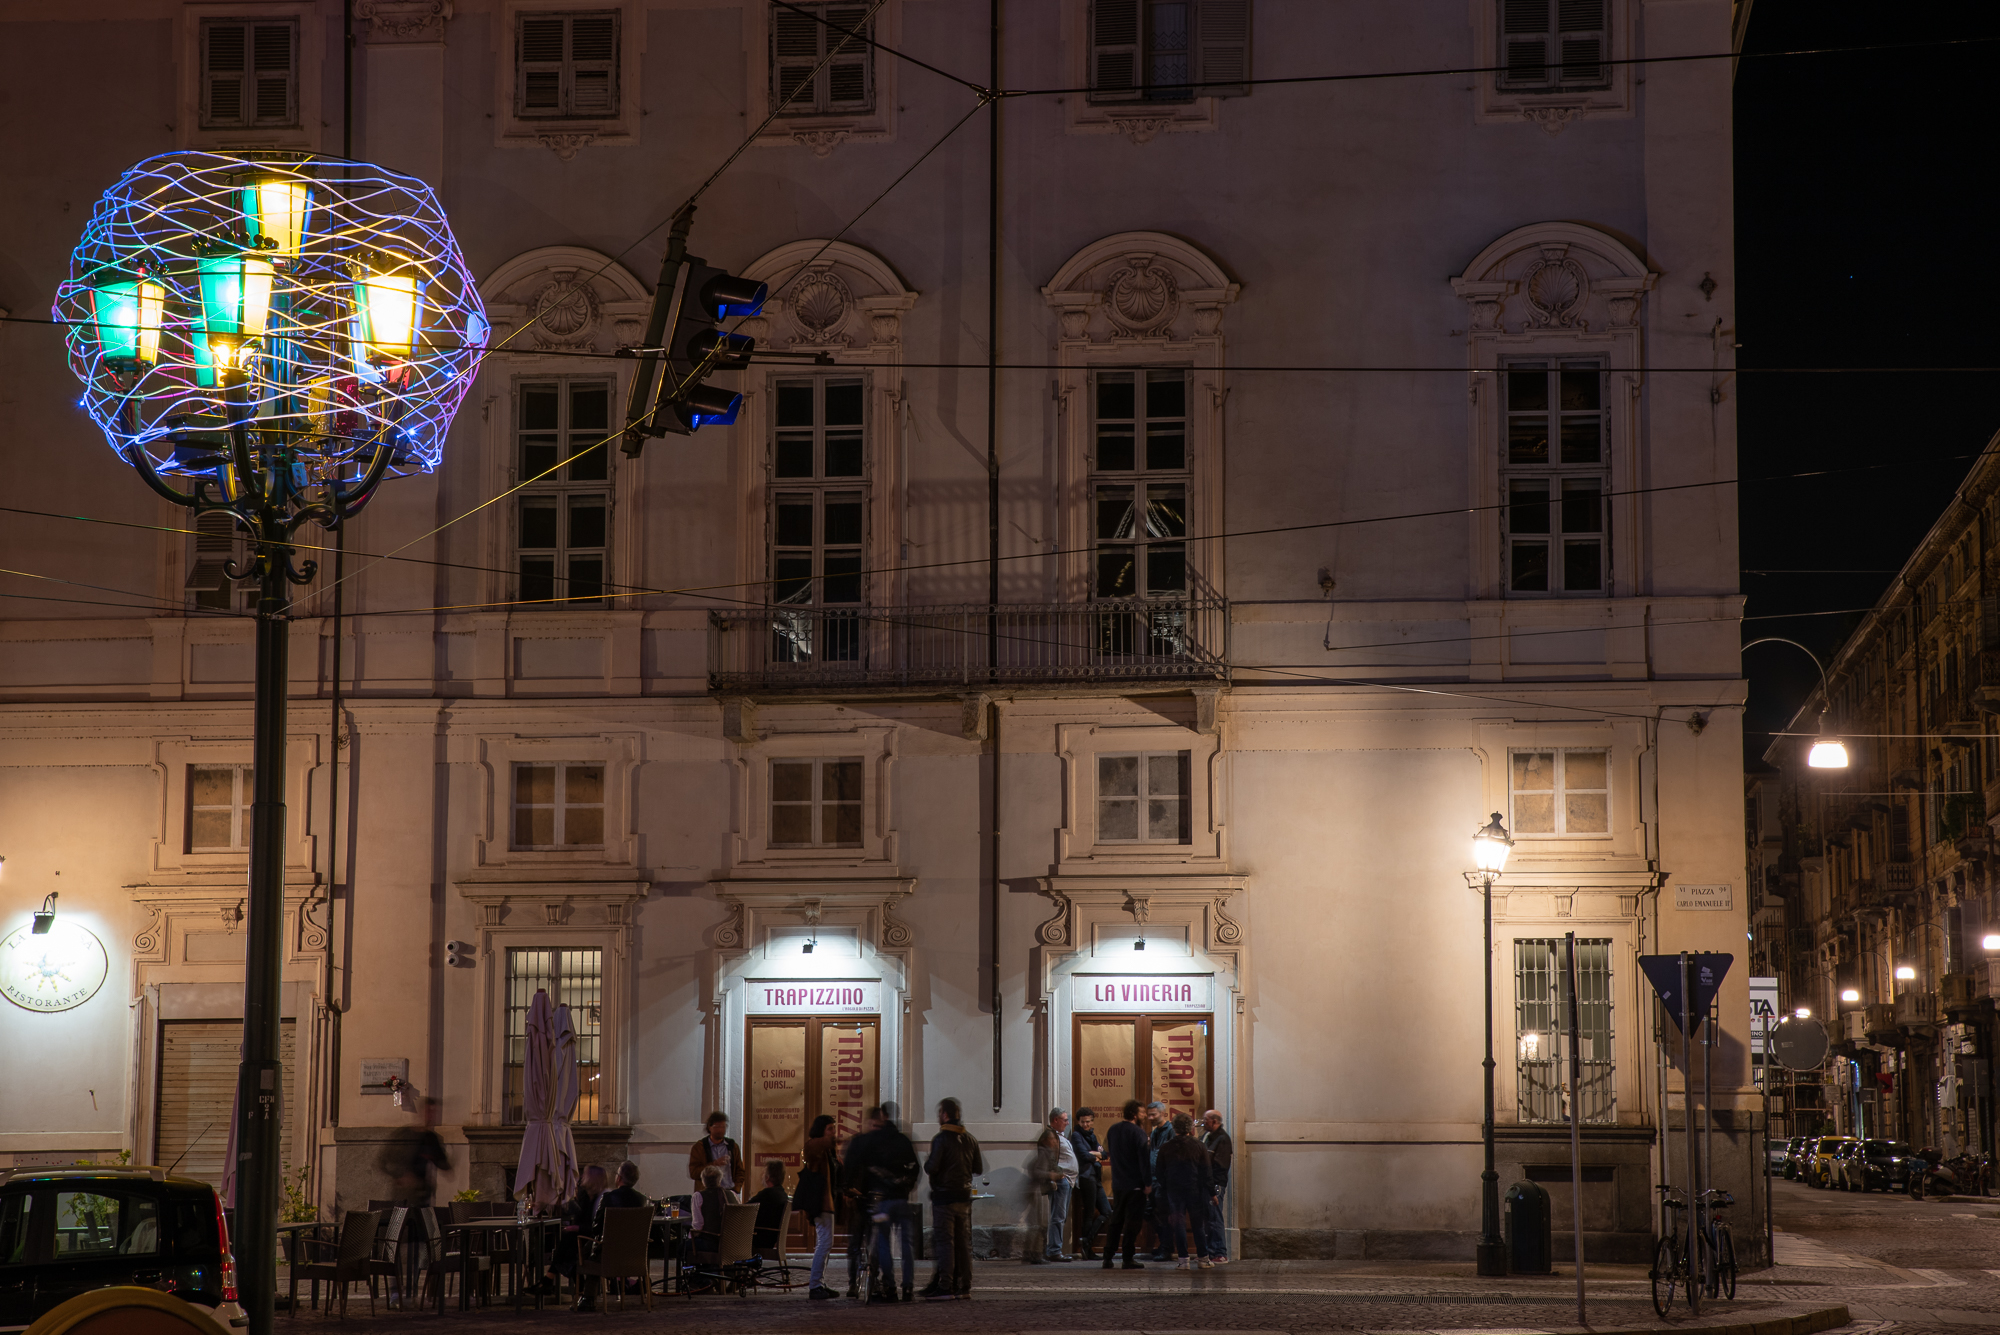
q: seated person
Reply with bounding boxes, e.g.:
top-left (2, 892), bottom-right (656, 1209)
top-left (749, 1160), bottom-right (788, 1257)
top-left (552, 1165), bottom-right (607, 1282)
top-left (691, 1164), bottom-right (728, 1262)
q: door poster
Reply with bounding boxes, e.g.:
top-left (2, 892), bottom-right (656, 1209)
top-left (1150, 1020), bottom-right (1208, 1127)
top-left (1078, 1021), bottom-right (1138, 1193)
top-left (818, 1020), bottom-right (878, 1145)
top-left (747, 1022), bottom-right (808, 1182)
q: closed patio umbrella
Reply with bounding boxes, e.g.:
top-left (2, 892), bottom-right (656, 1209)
top-left (513, 989), bottom-right (577, 1210)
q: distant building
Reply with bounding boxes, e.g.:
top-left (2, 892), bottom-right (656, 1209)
top-left (0, 0), bottom-right (1755, 1261)
top-left (1758, 439), bottom-right (2000, 1157)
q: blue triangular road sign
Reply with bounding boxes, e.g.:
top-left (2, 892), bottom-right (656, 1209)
top-left (1639, 953), bottom-right (1733, 1035)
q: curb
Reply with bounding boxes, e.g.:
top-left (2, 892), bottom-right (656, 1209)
top-left (1545, 1303), bottom-right (1853, 1335)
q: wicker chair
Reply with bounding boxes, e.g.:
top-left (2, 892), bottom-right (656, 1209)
top-left (289, 1210), bottom-right (380, 1317)
top-left (418, 1204), bottom-right (491, 1308)
top-left (578, 1207), bottom-right (655, 1311)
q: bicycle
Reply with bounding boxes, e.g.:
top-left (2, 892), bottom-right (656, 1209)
top-left (1651, 1185), bottom-right (1696, 1316)
top-left (1697, 1188), bottom-right (1737, 1301)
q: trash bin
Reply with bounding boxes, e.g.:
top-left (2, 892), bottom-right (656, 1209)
top-left (1504, 1180), bottom-right (1552, 1274)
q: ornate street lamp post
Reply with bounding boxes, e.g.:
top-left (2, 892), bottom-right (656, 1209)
top-left (1471, 812), bottom-right (1514, 1277)
top-left (57, 152), bottom-right (484, 1334)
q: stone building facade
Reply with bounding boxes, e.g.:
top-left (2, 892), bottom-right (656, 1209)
top-left (0, 0), bottom-right (1755, 1261)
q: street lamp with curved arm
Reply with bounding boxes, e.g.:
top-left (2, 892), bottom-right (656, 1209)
top-left (1744, 637), bottom-right (1850, 768)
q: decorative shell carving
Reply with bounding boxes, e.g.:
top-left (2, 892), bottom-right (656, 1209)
top-left (1524, 254), bottom-right (1589, 329)
top-left (791, 270), bottom-right (853, 345)
top-left (1106, 257), bottom-right (1179, 338)
top-left (531, 271), bottom-right (601, 347)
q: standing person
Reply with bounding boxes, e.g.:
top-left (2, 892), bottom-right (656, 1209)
top-left (1045, 1109), bottom-right (1079, 1261)
top-left (1200, 1109), bottom-right (1233, 1264)
top-left (1070, 1108), bottom-right (1109, 1261)
top-left (1099, 1100), bottom-right (1151, 1270)
top-left (919, 1097), bottom-right (984, 1299)
top-left (1145, 1102), bottom-right (1173, 1260)
top-left (1021, 1128), bottom-right (1059, 1264)
top-left (797, 1113), bottom-right (841, 1300)
top-left (846, 1102), bottom-right (920, 1301)
top-left (841, 1107), bottom-right (884, 1296)
top-left (688, 1111), bottom-right (741, 1196)
top-left (1154, 1115), bottom-right (1215, 1270)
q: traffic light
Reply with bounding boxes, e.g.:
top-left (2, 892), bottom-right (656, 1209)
top-left (621, 206), bottom-right (767, 454)
top-left (649, 259), bottom-right (767, 437)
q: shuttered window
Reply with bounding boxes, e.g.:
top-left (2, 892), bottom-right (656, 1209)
top-left (186, 511), bottom-right (246, 612)
top-left (516, 11), bottom-right (620, 119)
top-left (771, 3), bottom-right (874, 115)
top-left (200, 19), bottom-right (299, 129)
top-left (154, 1020), bottom-right (296, 1188)
top-left (1089, 0), bottom-right (1250, 104)
top-left (1499, 0), bottom-right (1609, 91)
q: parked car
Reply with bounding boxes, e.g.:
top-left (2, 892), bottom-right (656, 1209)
top-left (1844, 1140), bottom-right (1917, 1193)
top-left (1767, 1138), bottom-right (1791, 1173)
top-left (1808, 1135), bottom-right (1857, 1187)
top-left (1782, 1136), bottom-right (1812, 1180)
top-left (1827, 1138), bottom-right (1867, 1190)
top-left (0, 1166), bottom-right (244, 1332)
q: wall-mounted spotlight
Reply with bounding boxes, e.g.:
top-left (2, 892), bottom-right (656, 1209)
top-left (1895, 965), bottom-right (1917, 981)
top-left (1794, 1006), bottom-right (1811, 1019)
top-left (31, 892), bottom-right (58, 935)
top-left (802, 933), bottom-right (816, 955)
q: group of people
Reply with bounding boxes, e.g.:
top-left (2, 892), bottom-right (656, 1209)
top-left (1028, 1100), bottom-right (1233, 1271)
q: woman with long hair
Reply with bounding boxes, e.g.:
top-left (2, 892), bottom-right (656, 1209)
top-left (797, 1114), bottom-right (841, 1298)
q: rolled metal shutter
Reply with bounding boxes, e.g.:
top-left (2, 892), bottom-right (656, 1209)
top-left (154, 1020), bottom-right (295, 1185)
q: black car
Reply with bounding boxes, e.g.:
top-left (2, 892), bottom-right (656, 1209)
top-left (1847, 1139), bottom-right (1917, 1193)
top-left (0, 1166), bottom-right (245, 1332)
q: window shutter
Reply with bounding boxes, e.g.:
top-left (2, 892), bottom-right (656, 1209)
top-left (1193, 0), bottom-right (1250, 97)
top-left (519, 16), bottom-right (566, 115)
top-left (251, 23), bottom-right (296, 125)
top-left (1499, 0), bottom-right (1551, 89)
top-left (772, 8), bottom-right (822, 110)
top-left (1090, 0), bottom-right (1142, 102)
top-left (824, 6), bottom-right (872, 109)
top-left (569, 12), bottom-right (618, 115)
top-left (203, 21), bottom-right (249, 127)
top-left (1555, 0), bottom-right (1606, 86)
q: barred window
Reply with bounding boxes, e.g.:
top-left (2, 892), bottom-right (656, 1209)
top-left (1514, 937), bottom-right (1614, 1125)
top-left (504, 949), bottom-right (603, 1124)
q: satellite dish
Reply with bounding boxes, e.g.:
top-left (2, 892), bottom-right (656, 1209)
top-left (1770, 1017), bottom-right (1830, 1071)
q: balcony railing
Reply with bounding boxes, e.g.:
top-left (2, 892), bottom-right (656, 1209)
top-left (708, 598), bottom-right (1229, 691)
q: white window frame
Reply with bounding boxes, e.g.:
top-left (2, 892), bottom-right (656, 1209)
top-left (176, 3), bottom-right (323, 152)
top-left (514, 9), bottom-right (621, 121)
top-left (768, 756), bottom-right (866, 849)
top-left (510, 760), bottom-right (608, 851)
top-left (148, 738), bottom-right (318, 878)
top-left (1508, 747), bottom-right (1611, 839)
top-left (187, 764), bottom-right (254, 852)
top-left (513, 376), bottom-right (615, 609)
top-left (493, 0), bottom-right (645, 152)
top-left (1058, 723), bottom-right (1222, 868)
top-left (1472, 0), bottom-right (1634, 131)
top-left (1095, 750), bottom-right (1193, 845)
top-left (743, 0), bottom-right (900, 151)
top-left (471, 733), bottom-right (640, 870)
top-left (729, 728), bottom-right (897, 871)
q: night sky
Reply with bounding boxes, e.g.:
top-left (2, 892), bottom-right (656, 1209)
top-left (1735, 2), bottom-right (2000, 760)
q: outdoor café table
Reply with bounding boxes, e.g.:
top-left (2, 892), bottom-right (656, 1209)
top-left (439, 1217), bottom-right (561, 1314)
top-left (649, 1212), bottom-right (688, 1294)
top-left (275, 1220), bottom-right (329, 1312)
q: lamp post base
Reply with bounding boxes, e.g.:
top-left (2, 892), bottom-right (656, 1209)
top-left (1475, 1241), bottom-right (1509, 1277)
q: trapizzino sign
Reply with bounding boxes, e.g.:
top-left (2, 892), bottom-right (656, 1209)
top-left (1072, 975), bottom-right (1212, 1012)
top-left (744, 981), bottom-right (878, 1014)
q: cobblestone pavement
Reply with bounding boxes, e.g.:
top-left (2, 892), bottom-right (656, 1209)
top-left (256, 1177), bottom-right (2000, 1333)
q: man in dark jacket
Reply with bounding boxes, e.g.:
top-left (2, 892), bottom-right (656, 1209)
top-left (1155, 1115), bottom-right (1214, 1266)
top-left (547, 1164), bottom-right (606, 1297)
top-left (1098, 1099), bottom-right (1151, 1269)
top-left (919, 1098), bottom-right (983, 1299)
top-left (1146, 1102), bottom-right (1173, 1259)
top-left (1201, 1109), bottom-right (1233, 1263)
top-left (844, 1103), bottom-right (922, 1301)
top-left (1069, 1108), bottom-right (1109, 1260)
top-left (576, 1161), bottom-right (646, 1311)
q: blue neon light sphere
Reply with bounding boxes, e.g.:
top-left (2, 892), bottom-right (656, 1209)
top-left (54, 151), bottom-right (487, 480)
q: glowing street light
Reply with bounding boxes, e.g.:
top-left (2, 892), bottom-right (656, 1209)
top-left (1840, 988), bottom-right (1861, 1003)
top-left (1744, 638), bottom-right (1850, 769)
top-left (1468, 812), bottom-right (1513, 1278)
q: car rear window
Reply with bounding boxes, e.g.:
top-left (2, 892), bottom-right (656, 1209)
top-left (54, 1189), bottom-right (160, 1258)
top-left (0, 1192), bottom-right (29, 1264)
top-left (163, 1193), bottom-right (221, 1259)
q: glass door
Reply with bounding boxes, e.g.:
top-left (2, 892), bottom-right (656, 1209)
top-left (1074, 1014), bottom-right (1212, 1195)
top-left (746, 1016), bottom-right (880, 1189)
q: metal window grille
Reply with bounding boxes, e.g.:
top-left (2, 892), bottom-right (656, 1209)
top-left (1502, 361), bottom-right (1608, 595)
top-left (504, 948), bottom-right (604, 1125)
top-left (187, 765), bottom-right (253, 852)
top-left (200, 19), bottom-right (298, 129)
top-left (769, 757), bottom-right (863, 848)
top-left (1498, 0), bottom-right (1609, 91)
top-left (1514, 937), bottom-right (1614, 1125)
top-left (516, 11), bottom-right (620, 119)
top-left (517, 379), bottom-right (612, 606)
top-left (770, 3), bottom-right (874, 115)
top-left (770, 378), bottom-right (867, 664)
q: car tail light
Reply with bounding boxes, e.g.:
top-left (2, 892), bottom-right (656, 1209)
top-left (213, 1189), bottom-right (237, 1303)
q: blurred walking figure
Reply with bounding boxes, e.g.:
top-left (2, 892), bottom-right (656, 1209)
top-left (1201, 1109), bottom-right (1232, 1264)
top-left (1070, 1107), bottom-right (1109, 1260)
top-left (919, 1098), bottom-right (984, 1299)
top-left (1099, 1100), bottom-right (1152, 1270)
top-left (844, 1101), bottom-right (921, 1301)
top-left (797, 1113), bottom-right (841, 1300)
top-left (1145, 1101), bottom-right (1172, 1259)
top-left (1022, 1127), bottom-right (1061, 1264)
top-left (1044, 1109), bottom-right (1079, 1261)
top-left (1155, 1115), bottom-right (1215, 1269)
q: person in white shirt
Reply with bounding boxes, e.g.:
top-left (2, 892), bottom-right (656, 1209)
top-left (1045, 1107), bottom-right (1079, 1261)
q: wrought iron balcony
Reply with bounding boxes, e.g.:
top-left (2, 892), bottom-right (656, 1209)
top-left (708, 598), bottom-right (1229, 692)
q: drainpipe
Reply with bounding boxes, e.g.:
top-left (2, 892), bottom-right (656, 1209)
top-left (987, 0), bottom-right (1003, 1116)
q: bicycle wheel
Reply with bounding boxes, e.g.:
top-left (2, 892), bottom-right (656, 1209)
top-left (1651, 1236), bottom-right (1679, 1317)
top-left (1716, 1227), bottom-right (1737, 1300)
top-left (1692, 1229), bottom-right (1711, 1306)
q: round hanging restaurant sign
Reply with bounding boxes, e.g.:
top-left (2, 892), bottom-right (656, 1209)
top-left (0, 921), bottom-right (110, 1013)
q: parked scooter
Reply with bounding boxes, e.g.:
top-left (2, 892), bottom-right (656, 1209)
top-left (1907, 1148), bottom-right (1961, 1200)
